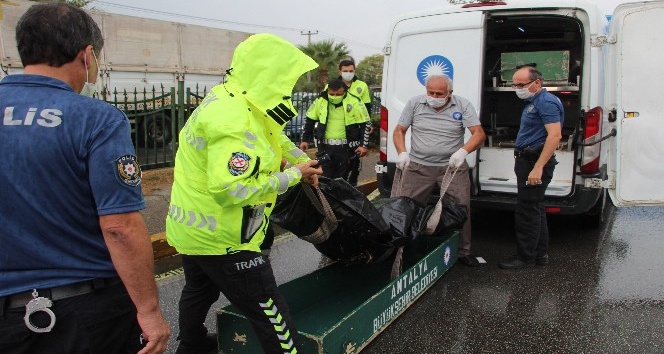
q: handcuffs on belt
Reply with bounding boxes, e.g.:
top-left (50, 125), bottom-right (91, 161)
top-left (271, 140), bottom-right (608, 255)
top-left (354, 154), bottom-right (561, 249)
top-left (24, 289), bottom-right (56, 333)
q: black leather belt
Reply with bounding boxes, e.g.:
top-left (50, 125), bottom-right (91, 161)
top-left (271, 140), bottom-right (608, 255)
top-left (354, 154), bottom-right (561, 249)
top-left (514, 148), bottom-right (542, 159)
top-left (3, 277), bottom-right (122, 309)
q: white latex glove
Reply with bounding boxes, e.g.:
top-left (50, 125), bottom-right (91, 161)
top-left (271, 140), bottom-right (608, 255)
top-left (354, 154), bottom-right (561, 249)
top-left (396, 152), bottom-right (410, 170)
top-left (449, 148), bottom-right (468, 168)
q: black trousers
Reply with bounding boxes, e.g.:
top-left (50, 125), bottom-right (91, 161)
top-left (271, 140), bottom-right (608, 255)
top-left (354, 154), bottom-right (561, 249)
top-left (178, 252), bottom-right (301, 354)
top-left (0, 281), bottom-right (142, 354)
top-left (514, 155), bottom-right (557, 262)
top-left (346, 156), bottom-right (361, 186)
top-left (319, 144), bottom-right (354, 180)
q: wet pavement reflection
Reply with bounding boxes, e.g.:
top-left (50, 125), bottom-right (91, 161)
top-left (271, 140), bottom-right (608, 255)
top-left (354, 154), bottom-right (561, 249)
top-left (155, 201), bottom-right (664, 353)
top-left (361, 203), bottom-right (664, 354)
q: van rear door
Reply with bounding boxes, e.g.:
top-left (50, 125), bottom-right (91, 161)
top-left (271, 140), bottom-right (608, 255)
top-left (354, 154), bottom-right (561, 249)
top-left (606, 1), bottom-right (664, 206)
top-left (383, 10), bottom-right (485, 165)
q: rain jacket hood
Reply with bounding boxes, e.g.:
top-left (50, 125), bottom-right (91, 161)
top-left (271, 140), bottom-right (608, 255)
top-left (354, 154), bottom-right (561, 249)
top-left (225, 33), bottom-right (318, 123)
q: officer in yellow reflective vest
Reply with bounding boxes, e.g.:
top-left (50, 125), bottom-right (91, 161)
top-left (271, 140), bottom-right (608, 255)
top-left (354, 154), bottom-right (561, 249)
top-left (166, 33), bottom-right (321, 354)
top-left (299, 78), bottom-right (371, 180)
top-left (338, 58), bottom-right (372, 186)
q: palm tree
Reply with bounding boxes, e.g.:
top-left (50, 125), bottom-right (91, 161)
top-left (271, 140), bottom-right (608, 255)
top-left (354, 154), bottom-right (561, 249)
top-left (298, 39), bottom-right (349, 91)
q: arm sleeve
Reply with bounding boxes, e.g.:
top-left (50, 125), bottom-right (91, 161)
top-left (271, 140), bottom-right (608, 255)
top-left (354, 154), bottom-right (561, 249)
top-left (462, 100), bottom-right (481, 128)
top-left (539, 99), bottom-right (564, 125)
top-left (301, 118), bottom-right (317, 143)
top-left (280, 133), bottom-right (310, 164)
top-left (361, 121), bottom-right (372, 148)
top-left (205, 123), bottom-right (301, 207)
top-left (88, 114), bottom-right (145, 216)
top-left (397, 97), bottom-right (415, 128)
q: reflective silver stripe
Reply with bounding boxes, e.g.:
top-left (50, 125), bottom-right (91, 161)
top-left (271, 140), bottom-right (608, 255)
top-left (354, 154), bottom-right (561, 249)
top-left (168, 204), bottom-right (217, 231)
top-left (274, 172), bottom-right (290, 194)
top-left (322, 138), bottom-right (347, 145)
top-left (288, 147), bottom-right (305, 158)
top-left (243, 141), bottom-right (255, 149)
top-left (196, 213), bottom-right (207, 228)
top-left (188, 136), bottom-right (205, 150)
top-left (207, 216), bottom-right (217, 231)
top-left (267, 177), bottom-right (277, 190)
top-left (245, 131), bottom-right (257, 141)
top-left (187, 211), bottom-right (196, 226)
top-left (178, 207), bottom-right (186, 223)
top-left (228, 183), bottom-right (249, 199)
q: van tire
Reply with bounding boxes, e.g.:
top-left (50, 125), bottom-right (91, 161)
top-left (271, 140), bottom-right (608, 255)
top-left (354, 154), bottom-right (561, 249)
top-left (580, 189), bottom-right (606, 228)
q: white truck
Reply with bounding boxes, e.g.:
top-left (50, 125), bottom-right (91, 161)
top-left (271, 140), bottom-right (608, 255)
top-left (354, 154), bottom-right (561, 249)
top-left (0, 0), bottom-right (250, 146)
top-left (375, 0), bottom-right (664, 225)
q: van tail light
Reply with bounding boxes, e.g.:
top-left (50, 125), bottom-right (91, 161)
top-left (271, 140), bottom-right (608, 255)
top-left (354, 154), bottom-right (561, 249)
top-left (580, 106), bottom-right (602, 174)
top-left (379, 105), bottom-right (388, 162)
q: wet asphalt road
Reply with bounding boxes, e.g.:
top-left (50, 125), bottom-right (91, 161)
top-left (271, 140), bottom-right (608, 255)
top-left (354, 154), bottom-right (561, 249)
top-left (155, 202), bottom-right (664, 354)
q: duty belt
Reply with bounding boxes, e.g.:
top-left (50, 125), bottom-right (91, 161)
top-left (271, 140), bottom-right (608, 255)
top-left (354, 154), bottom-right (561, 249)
top-left (514, 148), bottom-right (542, 159)
top-left (321, 139), bottom-right (347, 145)
top-left (2, 277), bottom-right (122, 309)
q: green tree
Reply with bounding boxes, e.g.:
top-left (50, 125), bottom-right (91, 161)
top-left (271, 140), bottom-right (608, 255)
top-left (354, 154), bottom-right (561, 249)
top-left (356, 54), bottom-right (384, 88)
top-left (298, 39), bottom-right (349, 91)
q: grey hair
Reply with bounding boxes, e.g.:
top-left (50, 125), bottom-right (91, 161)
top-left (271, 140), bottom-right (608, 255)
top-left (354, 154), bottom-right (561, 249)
top-left (424, 74), bottom-right (453, 91)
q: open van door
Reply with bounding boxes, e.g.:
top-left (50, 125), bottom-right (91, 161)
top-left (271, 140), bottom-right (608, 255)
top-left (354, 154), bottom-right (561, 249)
top-left (382, 10), bottom-right (485, 166)
top-left (606, 1), bottom-right (664, 207)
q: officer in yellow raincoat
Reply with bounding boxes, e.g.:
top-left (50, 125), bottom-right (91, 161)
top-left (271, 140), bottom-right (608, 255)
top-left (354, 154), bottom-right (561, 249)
top-left (299, 78), bottom-right (371, 180)
top-left (166, 33), bottom-right (321, 354)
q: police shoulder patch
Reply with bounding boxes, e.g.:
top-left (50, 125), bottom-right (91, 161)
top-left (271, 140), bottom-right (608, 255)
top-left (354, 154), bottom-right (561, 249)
top-left (116, 155), bottom-right (142, 187)
top-left (453, 111), bottom-right (463, 121)
top-left (229, 152), bottom-right (251, 176)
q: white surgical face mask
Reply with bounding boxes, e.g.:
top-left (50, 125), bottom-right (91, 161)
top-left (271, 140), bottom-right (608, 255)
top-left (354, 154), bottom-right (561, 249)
top-left (341, 72), bottom-right (354, 81)
top-left (515, 87), bottom-right (535, 100)
top-left (80, 50), bottom-right (99, 97)
top-left (426, 95), bottom-right (448, 108)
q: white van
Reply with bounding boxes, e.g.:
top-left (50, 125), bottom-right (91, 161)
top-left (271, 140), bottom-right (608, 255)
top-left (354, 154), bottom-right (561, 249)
top-left (375, 0), bottom-right (664, 225)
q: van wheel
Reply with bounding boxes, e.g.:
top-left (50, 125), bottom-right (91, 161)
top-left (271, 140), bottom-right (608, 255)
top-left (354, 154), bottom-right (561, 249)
top-left (144, 113), bottom-right (172, 147)
top-left (580, 190), bottom-right (606, 228)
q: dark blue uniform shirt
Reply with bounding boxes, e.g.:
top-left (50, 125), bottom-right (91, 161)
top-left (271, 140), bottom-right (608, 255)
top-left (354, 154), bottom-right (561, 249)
top-left (0, 74), bottom-right (145, 296)
top-left (515, 89), bottom-right (564, 149)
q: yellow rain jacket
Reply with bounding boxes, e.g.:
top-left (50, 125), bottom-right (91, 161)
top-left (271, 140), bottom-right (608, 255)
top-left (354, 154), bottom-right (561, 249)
top-left (166, 34), bottom-right (318, 255)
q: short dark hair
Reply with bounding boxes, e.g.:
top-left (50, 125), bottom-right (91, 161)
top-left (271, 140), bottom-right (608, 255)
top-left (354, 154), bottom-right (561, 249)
top-left (16, 3), bottom-right (103, 67)
top-left (338, 59), bottom-right (355, 70)
top-left (518, 65), bottom-right (543, 81)
top-left (327, 78), bottom-right (348, 91)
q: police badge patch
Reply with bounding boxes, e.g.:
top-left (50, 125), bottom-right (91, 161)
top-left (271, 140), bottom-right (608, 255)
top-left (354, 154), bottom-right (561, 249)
top-left (229, 152), bottom-right (251, 176)
top-left (116, 155), bottom-right (142, 187)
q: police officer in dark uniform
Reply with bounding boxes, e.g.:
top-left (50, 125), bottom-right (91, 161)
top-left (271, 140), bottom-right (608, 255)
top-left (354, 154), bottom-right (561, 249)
top-left (499, 66), bottom-right (563, 269)
top-left (0, 3), bottom-right (170, 353)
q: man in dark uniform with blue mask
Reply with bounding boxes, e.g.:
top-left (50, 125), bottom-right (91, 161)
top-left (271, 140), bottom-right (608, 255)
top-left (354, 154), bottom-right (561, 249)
top-left (0, 3), bottom-right (170, 353)
top-left (499, 66), bottom-right (563, 269)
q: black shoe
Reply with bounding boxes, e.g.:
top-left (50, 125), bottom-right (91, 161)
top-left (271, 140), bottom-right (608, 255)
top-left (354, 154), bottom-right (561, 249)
top-left (536, 254), bottom-right (549, 265)
top-left (498, 256), bottom-right (535, 269)
top-left (457, 254), bottom-right (480, 267)
top-left (175, 333), bottom-right (217, 354)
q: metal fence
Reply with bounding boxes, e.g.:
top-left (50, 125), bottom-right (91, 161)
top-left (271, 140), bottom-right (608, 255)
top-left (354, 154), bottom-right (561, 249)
top-left (102, 86), bottom-right (379, 170)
